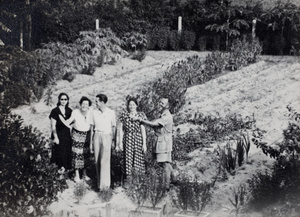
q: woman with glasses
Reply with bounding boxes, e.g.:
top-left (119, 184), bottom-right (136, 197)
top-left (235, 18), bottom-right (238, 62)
top-left (49, 93), bottom-right (73, 171)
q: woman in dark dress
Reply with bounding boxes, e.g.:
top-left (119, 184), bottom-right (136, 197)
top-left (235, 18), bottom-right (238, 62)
top-left (49, 93), bottom-right (72, 170)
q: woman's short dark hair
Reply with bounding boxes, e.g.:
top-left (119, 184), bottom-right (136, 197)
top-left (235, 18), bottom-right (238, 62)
top-left (57, 93), bottom-right (70, 107)
top-left (96, 94), bottom-right (108, 104)
top-left (79, 96), bottom-right (92, 106)
top-left (126, 97), bottom-right (139, 112)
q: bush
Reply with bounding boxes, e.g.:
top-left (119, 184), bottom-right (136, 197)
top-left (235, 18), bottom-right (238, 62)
top-left (0, 108), bottom-right (67, 216)
top-left (169, 30), bottom-right (181, 51)
top-left (111, 149), bottom-right (123, 188)
top-left (172, 173), bottom-right (212, 214)
top-left (3, 84), bottom-right (32, 108)
top-left (227, 38), bottom-right (262, 71)
top-left (131, 49), bottom-right (147, 62)
top-left (181, 31), bottom-right (196, 50)
top-left (0, 46), bottom-right (49, 108)
top-left (122, 32), bottom-right (147, 52)
top-left (248, 106), bottom-right (300, 213)
top-left (205, 51), bottom-right (228, 75)
top-left (196, 36), bottom-right (208, 51)
top-left (155, 27), bottom-right (170, 50)
top-left (173, 113), bottom-right (255, 162)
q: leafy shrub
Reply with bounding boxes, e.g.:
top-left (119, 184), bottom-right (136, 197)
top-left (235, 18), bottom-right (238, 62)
top-left (146, 167), bottom-right (166, 209)
top-left (74, 181), bottom-right (87, 203)
top-left (44, 84), bottom-right (55, 107)
top-left (76, 28), bottom-right (126, 65)
top-left (0, 109), bottom-right (67, 216)
top-left (219, 142), bottom-right (237, 174)
top-left (218, 132), bottom-right (251, 175)
top-left (205, 51), bottom-right (228, 75)
top-left (173, 113), bottom-right (255, 162)
top-left (248, 106), bottom-right (300, 213)
top-left (62, 72), bottom-right (76, 82)
top-left (227, 184), bottom-right (248, 217)
top-left (122, 32), bottom-right (147, 52)
top-left (99, 188), bottom-right (113, 203)
top-left (3, 83), bottom-right (32, 108)
top-left (125, 169), bottom-right (150, 207)
top-left (205, 38), bottom-right (262, 74)
top-left (111, 149), bottom-right (123, 188)
top-left (196, 36), bottom-right (208, 51)
top-left (155, 27), bottom-right (170, 50)
top-left (0, 46), bottom-right (49, 108)
top-left (131, 49), bottom-right (147, 62)
top-left (172, 173), bottom-right (212, 213)
top-left (81, 64), bottom-right (96, 76)
top-left (227, 38), bottom-right (262, 71)
top-left (248, 171), bottom-right (281, 210)
top-left (181, 31), bottom-right (196, 50)
top-left (125, 166), bottom-right (166, 209)
top-left (169, 30), bottom-right (181, 51)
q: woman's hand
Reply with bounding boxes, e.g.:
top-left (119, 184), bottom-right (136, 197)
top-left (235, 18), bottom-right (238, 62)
top-left (142, 144), bottom-right (147, 153)
top-left (131, 116), bottom-right (141, 122)
top-left (90, 142), bottom-right (94, 154)
top-left (54, 137), bottom-right (59, 145)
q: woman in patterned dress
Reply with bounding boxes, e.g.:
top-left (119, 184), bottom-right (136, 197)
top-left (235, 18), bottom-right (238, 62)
top-left (119, 97), bottom-right (147, 180)
top-left (59, 96), bottom-right (93, 182)
top-left (49, 93), bottom-right (72, 171)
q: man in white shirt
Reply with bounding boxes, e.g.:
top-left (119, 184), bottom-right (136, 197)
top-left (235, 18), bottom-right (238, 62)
top-left (90, 94), bottom-right (116, 190)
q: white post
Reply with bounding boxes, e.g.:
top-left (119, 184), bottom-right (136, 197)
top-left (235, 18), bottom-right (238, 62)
top-left (96, 19), bottom-right (99, 30)
top-left (252, 19), bottom-right (257, 41)
top-left (178, 16), bottom-right (182, 33)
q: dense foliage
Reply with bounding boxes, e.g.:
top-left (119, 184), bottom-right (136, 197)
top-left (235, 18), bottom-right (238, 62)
top-left (248, 106), bottom-right (300, 215)
top-left (0, 107), bottom-right (67, 217)
top-left (0, 28), bottom-right (126, 108)
top-left (173, 113), bottom-right (254, 162)
top-left (172, 173), bottom-right (213, 214)
top-left (1, 0), bottom-right (299, 54)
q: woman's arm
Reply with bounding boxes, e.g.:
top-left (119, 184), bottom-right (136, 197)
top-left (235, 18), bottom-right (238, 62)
top-left (117, 122), bottom-right (123, 151)
top-left (141, 125), bottom-right (147, 153)
top-left (90, 124), bottom-right (94, 154)
top-left (139, 118), bottom-right (160, 127)
top-left (59, 113), bottom-right (74, 129)
top-left (51, 118), bottom-right (59, 144)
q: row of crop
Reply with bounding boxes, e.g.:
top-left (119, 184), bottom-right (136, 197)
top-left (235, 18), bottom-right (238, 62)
top-left (136, 37), bottom-right (262, 121)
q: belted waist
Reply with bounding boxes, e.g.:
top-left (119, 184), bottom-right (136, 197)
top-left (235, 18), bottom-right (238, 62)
top-left (94, 130), bottom-right (111, 135)
top-left (124, 129), bottom-right (139, 134)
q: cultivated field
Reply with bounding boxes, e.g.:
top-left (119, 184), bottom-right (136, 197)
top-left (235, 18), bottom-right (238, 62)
top-left (13, 51), bottom-right (300, 217)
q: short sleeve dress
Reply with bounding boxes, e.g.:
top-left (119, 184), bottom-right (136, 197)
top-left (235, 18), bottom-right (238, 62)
top-left (49, 106), bottom-right (72, 170)
top-left (120, 111), bottom-right (147, 177)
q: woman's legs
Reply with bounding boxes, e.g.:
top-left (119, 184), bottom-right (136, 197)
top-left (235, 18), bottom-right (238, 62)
top-left (74, 169), bottom-right (80, 182)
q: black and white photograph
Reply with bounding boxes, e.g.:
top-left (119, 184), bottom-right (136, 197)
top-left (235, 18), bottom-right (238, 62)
top-left (1, 0), bottom-right (300, 216)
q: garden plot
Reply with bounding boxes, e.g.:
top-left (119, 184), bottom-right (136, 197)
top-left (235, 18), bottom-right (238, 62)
top-left (12, 52), bottom-right (300, 217)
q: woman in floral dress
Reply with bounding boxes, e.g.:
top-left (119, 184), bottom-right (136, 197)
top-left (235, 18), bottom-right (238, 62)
top-left (119, 97), bottom-right (147, 179)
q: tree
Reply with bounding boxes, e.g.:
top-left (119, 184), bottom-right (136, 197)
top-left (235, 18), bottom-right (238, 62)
top-left (205, 1), bottom-right (250, 50)
top-left (260, 1), bottom-right (300, 54)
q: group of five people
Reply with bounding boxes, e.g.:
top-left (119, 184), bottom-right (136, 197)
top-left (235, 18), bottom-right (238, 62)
top-left (49, 93), bottom-right (174, 191)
